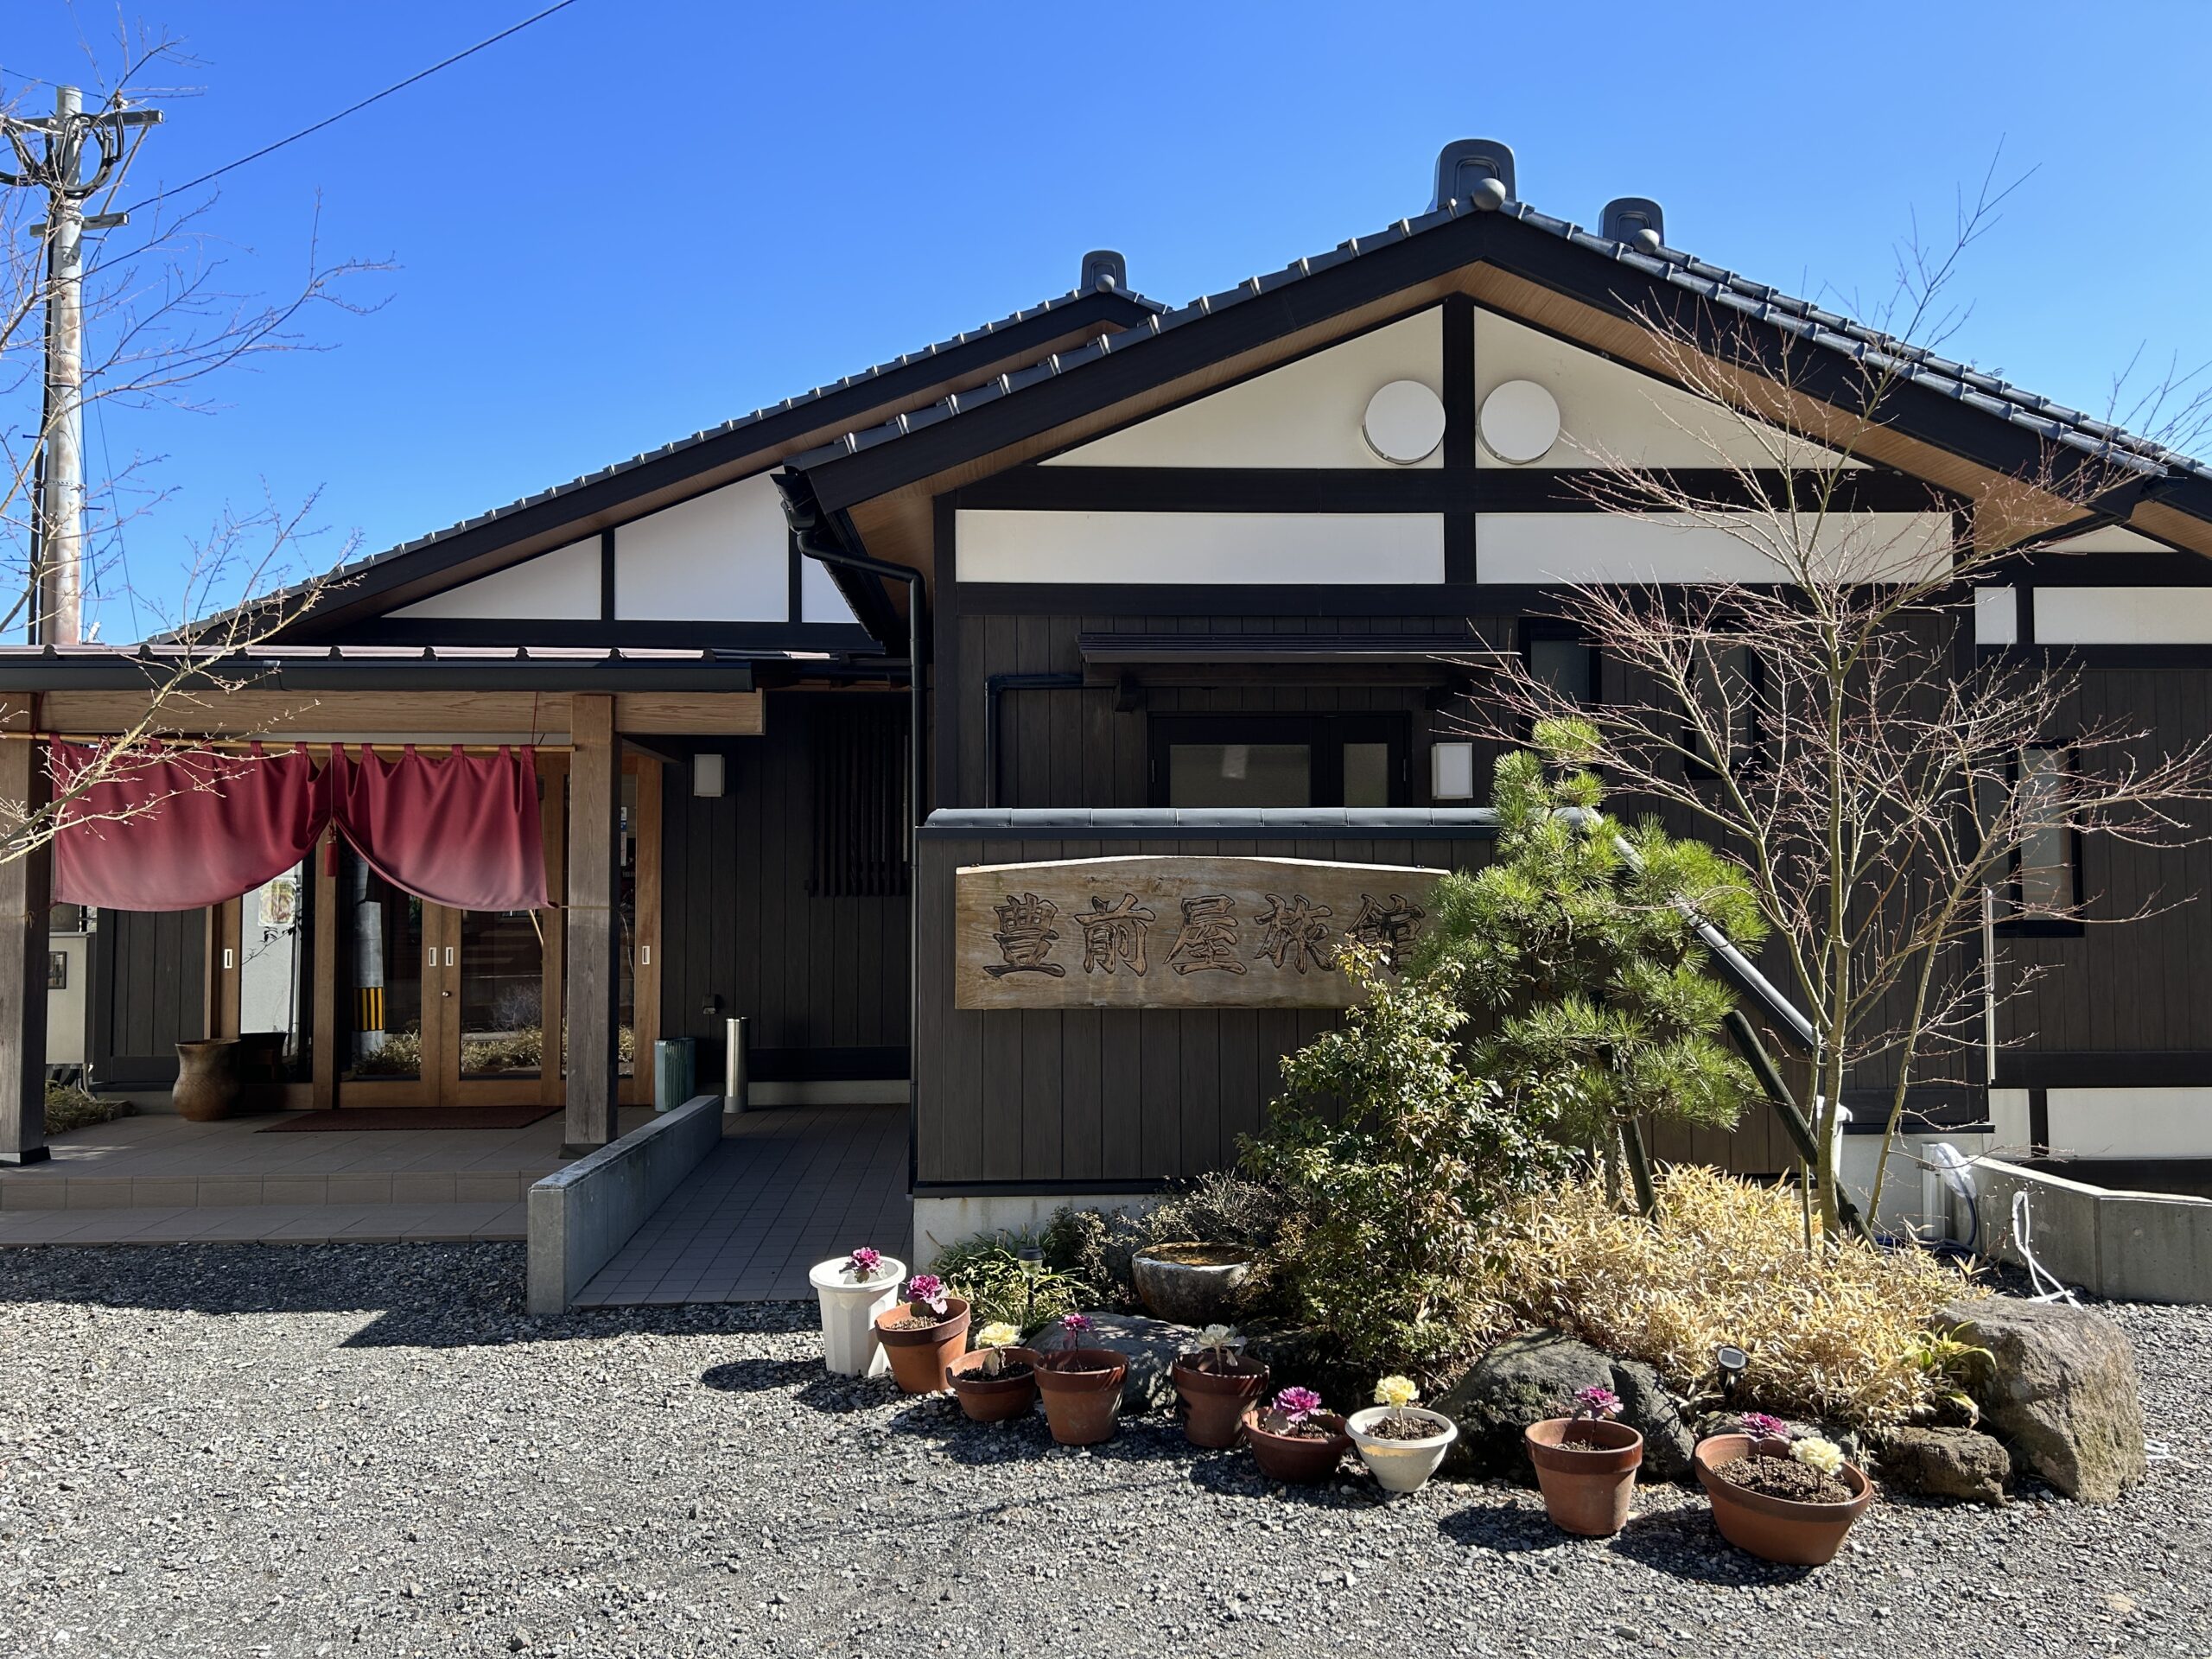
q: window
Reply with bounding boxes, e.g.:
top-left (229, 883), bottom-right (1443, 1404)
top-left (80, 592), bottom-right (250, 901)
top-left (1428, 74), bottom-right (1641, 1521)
top-left (2008, 745), bottom-right (2079, 925)
top-left (1526, 632), bottom-right (1598, 708)
top-left (1151, 715), bottom-right (1408, 808)
top-left (810, 698), bottom-right (910, 897)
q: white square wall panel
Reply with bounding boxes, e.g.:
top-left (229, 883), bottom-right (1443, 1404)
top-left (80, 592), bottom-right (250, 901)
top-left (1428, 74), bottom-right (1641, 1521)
top-left (955, 510), bottom-right (1446, 584)
top-left (392, 536), bottom-right (601, 620)
top-left (614, 471), bottom-right (791, 621)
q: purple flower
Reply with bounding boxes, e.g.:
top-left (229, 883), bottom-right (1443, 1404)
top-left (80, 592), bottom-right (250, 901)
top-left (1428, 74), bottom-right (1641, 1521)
top-left (906, 1273), bottom-right (948, 1316)
top-left (1059, 1313), bottom-right (1093, 1351)
top-left (845, 1246), bottom-right (882, 1281)
top-left (1739, 1412), bottom-right (1789, 1441)
top-left (1274, 1386), bottom-right (1325, 1427)
top-left (1573, 1385), bottom-right (1622, 1421)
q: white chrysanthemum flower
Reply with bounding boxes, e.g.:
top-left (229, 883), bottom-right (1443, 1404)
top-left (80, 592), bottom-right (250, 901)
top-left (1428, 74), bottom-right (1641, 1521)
top-left (1374, 1374), bottom-right (1420, 1410)
top-left (1790, 1436), bottom-right (1846, 1477)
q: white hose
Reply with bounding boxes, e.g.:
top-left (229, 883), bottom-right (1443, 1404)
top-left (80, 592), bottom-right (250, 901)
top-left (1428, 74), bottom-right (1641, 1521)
top-left (2012, 1186), bottom-right (2079, 1306)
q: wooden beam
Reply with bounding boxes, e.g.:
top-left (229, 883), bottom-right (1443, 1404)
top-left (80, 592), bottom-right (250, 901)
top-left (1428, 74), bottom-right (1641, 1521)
top-left (614, 692), bottom-right (763, 736)
top-left (0, 720), bottom-right (52, 1163)
top-left (563, 694), bottom-right (620, 1153)
top-left (29, 688), bottom-right (765, 741)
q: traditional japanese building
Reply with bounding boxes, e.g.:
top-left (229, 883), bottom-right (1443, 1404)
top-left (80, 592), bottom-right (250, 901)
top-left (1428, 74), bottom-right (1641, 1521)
top-left (4, 141), bottom-right (2209, 1274)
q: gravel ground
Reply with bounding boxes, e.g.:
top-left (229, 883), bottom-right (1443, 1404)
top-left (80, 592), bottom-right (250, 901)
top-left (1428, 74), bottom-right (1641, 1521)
top-left (1, 1243), bottom-right (2207, 1659)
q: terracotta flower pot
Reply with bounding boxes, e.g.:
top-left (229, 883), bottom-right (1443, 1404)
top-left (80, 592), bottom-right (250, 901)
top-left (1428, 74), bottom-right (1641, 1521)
top-left (873, 1297), bottom-right (970, 1394)
top-left (172, 1039), bottom-right (241, 1122)
top-left (1525, 1417), bottom-right (1645, 1536)
top-left (1171, 1353), bottom-right (1272, 1448)
top-left (1694, 1433), bottom-right (1874, 1567)
top-left (1242, 1408), bottom-right (1351, 1484)
top-left (948, 1348), bottom-right (1040, 1422)
top-left (1033, 1348), bottom-right (1128, 1445)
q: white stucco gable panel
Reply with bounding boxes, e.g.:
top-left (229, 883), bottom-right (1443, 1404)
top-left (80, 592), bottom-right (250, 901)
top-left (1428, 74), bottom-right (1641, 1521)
top-left (1472, 307), bottom-right (1861, 471)
top-left (800, 550), bottom-right (859, 624)
top-left (957, 510), bottom-right (1444, 584)
top-left (1043, 308), bottom-right (1444, 470)
top-left (1478, 511), bottom-right (1951, 584)
top-left (2034, 587), bottom-right (2212, 645)
top-left (391, 536), bottom-right (601, 620)
top-left (614, 471), bottom-right (790, 620)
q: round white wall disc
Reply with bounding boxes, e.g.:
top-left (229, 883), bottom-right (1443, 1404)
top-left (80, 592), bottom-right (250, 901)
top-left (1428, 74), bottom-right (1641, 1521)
top-left (1361, 379), bottom-right (1446, 465)
top-left (1478, 378), bottom-right (1562, 464)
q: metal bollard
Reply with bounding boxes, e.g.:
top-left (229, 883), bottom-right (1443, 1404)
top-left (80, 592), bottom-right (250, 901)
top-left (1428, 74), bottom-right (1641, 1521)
top-left (723, 1015), bottom-right (749, 1114)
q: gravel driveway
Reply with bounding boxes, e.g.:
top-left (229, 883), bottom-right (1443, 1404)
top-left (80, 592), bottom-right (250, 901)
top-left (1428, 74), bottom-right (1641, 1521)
top-left (1, 1243), bottom-right (2205, 1657)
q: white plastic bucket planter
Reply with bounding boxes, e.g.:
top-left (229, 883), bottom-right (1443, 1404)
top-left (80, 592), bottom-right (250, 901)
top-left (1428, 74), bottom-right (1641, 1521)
top-left (1348, 1405), bottom-right (1459, 1494)
top-left (808, 1255), bottom-right (905, 1376)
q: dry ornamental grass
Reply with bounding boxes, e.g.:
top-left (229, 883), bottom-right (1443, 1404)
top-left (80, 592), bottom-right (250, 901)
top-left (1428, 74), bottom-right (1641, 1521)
top-left (1481, 1165), bottom-right (1983, 1427)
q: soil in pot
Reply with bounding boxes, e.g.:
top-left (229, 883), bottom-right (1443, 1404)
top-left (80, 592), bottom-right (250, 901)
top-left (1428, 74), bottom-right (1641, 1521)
top-left (1170, 1353), bottom-right (1271, 1449)
top-left (1131, 1241), bottom-right (1255, 1325)
top-left (873, 1298), bottom-right (971, 1394)
top-left (1524, 1418), bottom-right (1645, 1537)
top-left (1243, 1408), bottom-right (1351, 1484)
top-left (1347, 1406), bottom-right (1458, 1495)
top-left (948, 1349), bottom-right (1040, 1423)
top-left (1694, 1433), bottom-right (1873, 1567)
top-left (1033, 1348), bottom-right (1128, 1446)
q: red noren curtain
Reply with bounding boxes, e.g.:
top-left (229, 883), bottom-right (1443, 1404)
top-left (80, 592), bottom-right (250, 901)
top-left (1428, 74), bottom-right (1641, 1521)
top-left (49, 742), bottom-right (330, 912)
top-left (327, 744), bottom-right (548, 912)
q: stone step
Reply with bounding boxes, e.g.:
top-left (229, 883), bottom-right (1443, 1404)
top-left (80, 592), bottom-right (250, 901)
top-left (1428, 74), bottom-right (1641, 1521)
top-left (0, 1168), bottom-right (542, 1211)
top-left (0, 1200), bottom-right (527, 1247)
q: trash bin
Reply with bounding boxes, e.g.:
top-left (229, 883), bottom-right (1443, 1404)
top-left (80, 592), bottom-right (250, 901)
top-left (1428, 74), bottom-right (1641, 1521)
top-left (652, 1037), bottom-right (696, 1112)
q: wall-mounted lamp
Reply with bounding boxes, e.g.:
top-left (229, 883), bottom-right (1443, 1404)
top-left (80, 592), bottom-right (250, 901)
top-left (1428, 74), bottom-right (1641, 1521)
top-left (692, 753), bottom-right (726, 798)
top-left (1431, 741), bottom-right (1476, 802)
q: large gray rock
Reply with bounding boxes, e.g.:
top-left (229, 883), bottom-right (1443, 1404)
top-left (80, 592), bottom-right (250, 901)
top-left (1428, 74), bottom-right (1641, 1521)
top-left (1938, 1298), bottom-right (2146, 1502)
top-left (1876, 1426), bottom-right (2012, 1505)
top-left (1062, 1310), bottom-right (1194, 1415)
top-left (1433, 1332), bottom-right (1694, 1483)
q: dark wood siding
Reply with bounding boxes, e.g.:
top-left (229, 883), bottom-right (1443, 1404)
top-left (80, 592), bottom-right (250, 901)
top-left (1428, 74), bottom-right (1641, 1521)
top-left (658, 690), bottom-right (909, 1082)
top-left (916, 827), bottom-right (1493, 1188)
top-left (88, 907), bottom-right (208, 1089)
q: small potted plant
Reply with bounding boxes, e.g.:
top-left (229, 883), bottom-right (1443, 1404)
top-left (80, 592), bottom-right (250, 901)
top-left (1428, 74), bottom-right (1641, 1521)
top-left (1524, 1385), bottom-right (1645, 1537)
top-left (1242, 1386), bottom-right (1351, 1484)
top-left (1031, 1313), bottom-right (1128, 1446)
top-left (806, 1244), bottom-right (905, 1377)
top-left (1170, 1323), bottom-right (1271, 1449)
top-left (1694, 1414), bottom-right (1874, 1567)
top-left (947, 1320), bottom-right (1040, 1422)
top-left (1347, 1374), bottom-right (1459, 1495)
top-left (871, 1273), bottom-right (971, 1394)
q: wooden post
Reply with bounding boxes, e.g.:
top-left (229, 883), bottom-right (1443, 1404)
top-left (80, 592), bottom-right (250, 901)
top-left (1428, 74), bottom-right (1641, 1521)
top-left (563, 694), bottom-right (620, 1154)
top-left (0, 731), bottom-right (53, 1164)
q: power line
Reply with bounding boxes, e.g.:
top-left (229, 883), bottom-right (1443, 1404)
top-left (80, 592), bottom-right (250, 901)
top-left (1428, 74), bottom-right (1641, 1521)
top-left (116, 0), bottom-right (582, 215)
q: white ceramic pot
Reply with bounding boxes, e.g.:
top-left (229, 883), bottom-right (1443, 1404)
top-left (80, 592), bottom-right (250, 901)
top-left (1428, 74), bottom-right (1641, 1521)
top-left (807, 1255), bottom-right (906, 1376)
top-left (1348, 1405), bottom-right (1459, 1494)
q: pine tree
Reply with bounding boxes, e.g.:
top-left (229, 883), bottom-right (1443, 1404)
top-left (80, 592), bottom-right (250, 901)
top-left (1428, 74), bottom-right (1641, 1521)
top-left (1411, 719), bottom-right (1765, 1212)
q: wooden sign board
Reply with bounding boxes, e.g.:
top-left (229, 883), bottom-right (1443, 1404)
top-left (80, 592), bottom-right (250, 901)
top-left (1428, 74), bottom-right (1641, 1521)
top-left (953, 855), bottom-right (1444, 1010)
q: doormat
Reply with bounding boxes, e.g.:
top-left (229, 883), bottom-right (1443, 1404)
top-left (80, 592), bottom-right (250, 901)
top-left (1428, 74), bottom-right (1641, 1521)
top-left (258, 1105), bottom-right (560, 1133)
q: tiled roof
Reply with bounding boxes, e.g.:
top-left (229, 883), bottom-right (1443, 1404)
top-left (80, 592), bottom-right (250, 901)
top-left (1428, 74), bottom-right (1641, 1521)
top-left (787, 196), bottom-right (2212, 490)
top-left (290, 280), bottom-right (1166, 590)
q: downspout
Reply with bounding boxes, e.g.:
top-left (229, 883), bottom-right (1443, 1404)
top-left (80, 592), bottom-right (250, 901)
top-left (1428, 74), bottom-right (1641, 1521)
top-left (782, 478), bottom-right (925, 1195)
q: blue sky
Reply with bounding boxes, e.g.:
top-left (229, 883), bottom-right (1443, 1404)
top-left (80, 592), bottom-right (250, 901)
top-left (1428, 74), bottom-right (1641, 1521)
top-left (9, 1), bottom-right (2212, 638)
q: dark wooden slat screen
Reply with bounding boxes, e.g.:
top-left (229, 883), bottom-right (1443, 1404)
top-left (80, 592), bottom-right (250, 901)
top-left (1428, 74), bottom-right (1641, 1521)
top-left (810, 698), bottom-right (910, 899)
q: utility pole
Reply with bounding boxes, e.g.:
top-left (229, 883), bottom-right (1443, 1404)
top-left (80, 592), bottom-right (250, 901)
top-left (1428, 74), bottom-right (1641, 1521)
top-left (1, 86), bottom-right (161, 644)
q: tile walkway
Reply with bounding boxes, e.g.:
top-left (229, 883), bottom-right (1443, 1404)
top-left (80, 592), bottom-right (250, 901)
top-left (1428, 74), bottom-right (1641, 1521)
top-left (572, 1103), bottom-right (908, 1306)
top-left (0, 1107), bottom-right (652, 1211)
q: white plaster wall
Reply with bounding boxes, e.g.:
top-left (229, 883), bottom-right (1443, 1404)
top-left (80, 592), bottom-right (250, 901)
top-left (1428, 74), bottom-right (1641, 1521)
top-left (2047, 1088), bottom-right (2212, 1160)
top-left (912, 1192), bottom-right (1159, 1267)
top-left (957, 510), bottom-right (1445, 585)
top-left (2044, 523), bottom-right (2172, 554)
top-left (615, 471), bottom-right (791, 620)
top-left (1974, 585), bottom-right (2019, 646)
top-left (2032, 587), bottom-right (2212, 645)
top-left (392, 536), bottom-right (601, 620)
top-left (45, 931), bottom-right (86, 1067)
top-left (1045, 308), bottom-right (1444, 469)
top-left (1471, 307), bottom-right (1862, 471)
top-left (1477, 511), bottom-right (1951, 584)
top-left (799, 552), bottom-right (859, 626)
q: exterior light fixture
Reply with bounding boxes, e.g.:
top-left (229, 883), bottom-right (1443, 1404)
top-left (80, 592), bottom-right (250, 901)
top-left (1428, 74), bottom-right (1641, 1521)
top-left (1715, 1344), bottom-right (1749, 1401)
top-left (692, 752), bottom-right (725, 798)
top-left (1430, 741), bottom-right (1476, 801)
